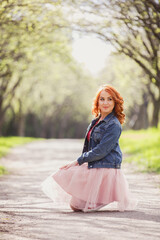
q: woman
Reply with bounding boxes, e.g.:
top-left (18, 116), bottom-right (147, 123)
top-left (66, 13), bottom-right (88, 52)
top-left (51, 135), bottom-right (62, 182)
top-left (42, 85), bottom-right (137, 212)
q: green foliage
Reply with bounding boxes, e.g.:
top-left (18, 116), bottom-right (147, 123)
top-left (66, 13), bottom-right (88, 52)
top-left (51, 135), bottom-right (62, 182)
top-left (0, 137), bottom-right (37, 158)
top-left (0, 0), bottom-right (71, 134)
top-left (0, 0), bottom-right (97, 138)
top-left (69, 0), bottom-right (160, 127)
top-left (0, 166), bottom-right (8, 175)
top-left (120, 128), bottom-right (160, 173)
top-left (98, 53), bottom-right (160, 129)
top-left (98, 54), bottom-right (144, 108)
top-left (0, 136), bottom-right (39, 175)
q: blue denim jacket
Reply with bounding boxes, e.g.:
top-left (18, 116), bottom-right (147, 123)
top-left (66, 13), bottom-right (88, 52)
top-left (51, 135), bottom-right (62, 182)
top-left (77, 112), bottom-right (122, 169)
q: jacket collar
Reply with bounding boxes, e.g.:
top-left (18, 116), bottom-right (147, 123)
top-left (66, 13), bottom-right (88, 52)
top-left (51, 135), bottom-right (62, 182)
top-left (92, 111), bottom-right (114, 125)
top-left (102, 111), bottom-right (114, 122)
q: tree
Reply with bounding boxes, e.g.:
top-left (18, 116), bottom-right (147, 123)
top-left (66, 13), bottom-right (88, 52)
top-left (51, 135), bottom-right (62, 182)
top-left (68, 0), bottom-right (160, 127)
top-left (3, 50), bottom-right (97, 138)
top-left (0, 0), bottom-right (69, 135)
top-left (98, 54), bottom-right (150, 129)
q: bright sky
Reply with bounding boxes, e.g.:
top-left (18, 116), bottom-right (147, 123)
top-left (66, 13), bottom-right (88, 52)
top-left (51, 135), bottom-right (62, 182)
top-left (72, 36), bottom-right (113, 76)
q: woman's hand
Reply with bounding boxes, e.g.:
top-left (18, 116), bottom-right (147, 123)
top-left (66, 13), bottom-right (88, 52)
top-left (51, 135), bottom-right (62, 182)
top-left (60, 160), bottom-right (79, 170)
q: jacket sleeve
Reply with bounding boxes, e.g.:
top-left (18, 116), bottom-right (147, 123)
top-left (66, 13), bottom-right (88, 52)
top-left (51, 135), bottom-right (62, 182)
top-left (77, 122), bottom-right (121, 165)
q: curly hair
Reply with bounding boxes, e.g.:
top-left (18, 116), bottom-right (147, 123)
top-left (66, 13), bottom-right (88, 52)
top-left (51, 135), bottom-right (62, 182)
top-left (92, 85), bottom-right (125, 125)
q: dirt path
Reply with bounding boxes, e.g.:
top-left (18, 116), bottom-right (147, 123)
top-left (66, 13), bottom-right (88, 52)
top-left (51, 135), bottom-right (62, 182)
top-left (0, 139), bottom-right (160, 240)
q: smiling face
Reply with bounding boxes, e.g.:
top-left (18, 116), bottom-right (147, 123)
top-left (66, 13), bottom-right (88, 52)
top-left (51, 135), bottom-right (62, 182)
top-left (98, 90), bottom-right (115, 118)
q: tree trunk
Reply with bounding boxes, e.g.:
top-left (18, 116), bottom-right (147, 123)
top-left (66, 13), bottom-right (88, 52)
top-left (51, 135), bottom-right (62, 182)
top-left (40, 117), bottom-right (49, 138)
top-left (128, 93), bottom-right (149, 130)
top-left (58, 117), bottom-right (67, 138)
top-left (0, 120), bottom-right (3, 136)
top-left (0, 104), bottom-right (4, 136)
top-left (151, 97), bottom-right (160, 127)
top-left (16, 99), bottom-right (25, 136)
top-left (17, 115), bottom-right (25, 136)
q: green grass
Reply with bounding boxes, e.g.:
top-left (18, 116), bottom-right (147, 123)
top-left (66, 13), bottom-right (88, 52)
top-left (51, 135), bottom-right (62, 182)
top-left (120, 128), bottom-right (160, 173)
top-left (0, 137), bottom-right (39, 176)
top-left (0, 165), bottom-right (8, 175)
top-left (1, 130), bottom-right (160, 176)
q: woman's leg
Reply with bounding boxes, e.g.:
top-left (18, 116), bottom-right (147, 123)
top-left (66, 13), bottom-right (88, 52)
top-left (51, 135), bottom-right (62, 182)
top-left (70, 203), bottom-right (82, 212)
top-left (70, 197), bottom-right (85, 212)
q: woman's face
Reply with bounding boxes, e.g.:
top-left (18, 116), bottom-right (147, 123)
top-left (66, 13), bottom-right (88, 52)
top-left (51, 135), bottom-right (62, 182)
top-left (98, 90), bottom-right (115, 117)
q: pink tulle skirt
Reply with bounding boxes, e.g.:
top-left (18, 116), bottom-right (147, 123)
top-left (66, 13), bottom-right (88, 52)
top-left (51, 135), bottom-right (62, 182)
top-left (41, 163), bottom-right (137, 212)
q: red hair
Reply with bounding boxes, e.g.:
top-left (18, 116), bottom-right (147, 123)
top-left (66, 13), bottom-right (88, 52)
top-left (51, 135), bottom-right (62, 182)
top-left (92, 85), bottom-right (125, 125)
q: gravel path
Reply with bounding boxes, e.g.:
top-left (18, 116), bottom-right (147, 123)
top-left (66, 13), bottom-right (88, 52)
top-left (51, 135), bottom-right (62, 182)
top-left (0, 139), bottom-right (160, 240)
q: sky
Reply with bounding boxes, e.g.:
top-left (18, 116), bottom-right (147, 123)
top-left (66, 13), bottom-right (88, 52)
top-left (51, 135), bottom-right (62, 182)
top-left (72, 36), bottom-right (113, 76)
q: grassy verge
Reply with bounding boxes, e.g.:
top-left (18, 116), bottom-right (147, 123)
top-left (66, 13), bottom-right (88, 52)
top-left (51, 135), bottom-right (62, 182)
top-left (120, 128), bottom-right (160, 173)
top-left (0, 137), bottom-right (39, 175)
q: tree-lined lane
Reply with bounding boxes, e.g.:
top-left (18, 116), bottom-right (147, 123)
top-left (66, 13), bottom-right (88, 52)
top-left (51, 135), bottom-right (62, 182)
top-left (0, 140), bottom-right (160, 240)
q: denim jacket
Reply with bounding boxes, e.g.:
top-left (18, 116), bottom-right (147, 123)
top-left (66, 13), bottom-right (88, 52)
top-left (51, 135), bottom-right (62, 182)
top-left (77, 112), bottom-right (122, 169)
